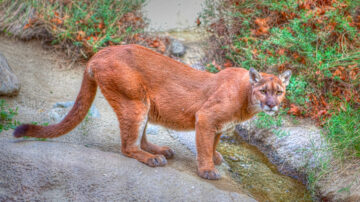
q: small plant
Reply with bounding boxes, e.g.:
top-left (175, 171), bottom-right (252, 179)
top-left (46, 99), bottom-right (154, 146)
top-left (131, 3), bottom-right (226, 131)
top-left (272, 129), bottom-right (290, 138)
top-left (0, 99), bottom-right (19, 133)
top-left (286, 76), bottom-right (308, 107)
top-left (254, 111), bottom-right (284, 129)
top-left (326, 103), bottom-right (360, 158)
top-left (205, 63), bottom-right (220, 73)
top-left (23, 136), bottom-right (47, 141)
top-left (254, 110), bottom-right (290, 139)
top-left (31, 121), bottom-right (49, 126)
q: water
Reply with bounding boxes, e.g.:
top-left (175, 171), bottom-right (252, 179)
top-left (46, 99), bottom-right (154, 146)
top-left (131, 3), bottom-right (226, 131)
top-left (143, 0), bottom-right (205, 32)
top-left (218, 138), bottom-right (312, 201)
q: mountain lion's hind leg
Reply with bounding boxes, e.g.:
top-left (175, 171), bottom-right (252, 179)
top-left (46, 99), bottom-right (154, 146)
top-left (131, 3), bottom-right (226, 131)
top-left (105, 94), bottom-right (167, 167)
top-left (140, 126), bottom-right (175, 159)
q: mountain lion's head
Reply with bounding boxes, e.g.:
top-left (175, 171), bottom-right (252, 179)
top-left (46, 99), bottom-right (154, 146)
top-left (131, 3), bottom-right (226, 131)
top-left (249, 68), bottom-right (291, 115)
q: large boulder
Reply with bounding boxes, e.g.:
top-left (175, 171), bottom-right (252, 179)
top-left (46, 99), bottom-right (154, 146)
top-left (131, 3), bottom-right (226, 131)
top-left (236, 122), bottom-right (330, 183)
top-left (0, 53), bottom-right (20, 96)
top-left (235, 117), bottom-right (360, 201)
top-left (0, 133), bottom-right (255, 201)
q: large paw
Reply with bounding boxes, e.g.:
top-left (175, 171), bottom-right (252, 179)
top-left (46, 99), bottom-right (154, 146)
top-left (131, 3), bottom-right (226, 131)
top-left (213, 151), bottom-right (223, 165)
top-left (161, 147), bottom-right (175, 159)
top-left (198, 168), bottom-right (221, 180)
top-left (146, 155), bottom-right (167, 167)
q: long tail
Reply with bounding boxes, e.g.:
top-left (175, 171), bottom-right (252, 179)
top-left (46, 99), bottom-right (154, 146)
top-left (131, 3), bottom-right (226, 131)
top-left (14, 70), bottom-right (97, 138)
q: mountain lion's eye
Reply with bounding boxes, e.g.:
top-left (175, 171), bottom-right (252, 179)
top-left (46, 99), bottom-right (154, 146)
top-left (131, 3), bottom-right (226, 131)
top-left (260, 89), bottom-right (267, 94)
top-left (276, 91), bottom-right (283, 95)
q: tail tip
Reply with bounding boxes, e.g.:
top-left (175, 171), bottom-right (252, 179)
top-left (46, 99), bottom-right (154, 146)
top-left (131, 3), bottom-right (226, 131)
top-left (13, 124), bottom-right (31, 138)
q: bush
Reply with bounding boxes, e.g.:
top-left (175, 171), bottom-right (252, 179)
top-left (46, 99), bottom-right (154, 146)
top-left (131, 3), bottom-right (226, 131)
top-left (201, 0), bottom-right (360, 156)
top-left (0, 0), bottom-right (146, 59)
top-left (201, 0), bottom-right (359, 123)
top-left (0, 99), bottom-right (19, 133)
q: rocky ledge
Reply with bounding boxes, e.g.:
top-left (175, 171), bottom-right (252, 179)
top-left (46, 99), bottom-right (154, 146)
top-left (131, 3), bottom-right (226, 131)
top-left (235, 116), bottom-right (360, 201)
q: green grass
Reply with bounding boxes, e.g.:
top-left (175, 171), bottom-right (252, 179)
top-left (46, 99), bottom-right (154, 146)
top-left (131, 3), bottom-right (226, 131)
top-left (326, 103), bottom-right (360, 157)
top-left (0, 99), bottom-right (19, 133)
top-left (205, 63), bottom-right (220, 73)
top-left (286, 75), bottom-right (309, 107)
top-left (254, 110), bottom-right (292, 138)
top-left (22, 136), bottom-right (48, 141)
top-left (254, 111), bottom-right (283, 129)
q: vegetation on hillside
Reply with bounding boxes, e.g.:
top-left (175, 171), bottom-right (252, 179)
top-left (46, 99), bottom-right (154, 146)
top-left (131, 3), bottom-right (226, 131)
top-left (201, 0), bottom-right (360, 157)
top-left (0, 0), bottom-right (149, 60)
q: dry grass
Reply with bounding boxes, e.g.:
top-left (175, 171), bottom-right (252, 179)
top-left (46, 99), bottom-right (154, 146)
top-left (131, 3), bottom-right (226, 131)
top-left (318, 158), bottom-right (360, 201)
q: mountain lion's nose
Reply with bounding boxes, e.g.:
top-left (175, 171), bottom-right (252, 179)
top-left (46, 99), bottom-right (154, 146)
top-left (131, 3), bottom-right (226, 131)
top-left (266, 100), bottom-right (276, 108)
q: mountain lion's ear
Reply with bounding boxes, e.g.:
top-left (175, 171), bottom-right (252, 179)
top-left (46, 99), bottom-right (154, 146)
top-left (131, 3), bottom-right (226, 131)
top-left (279, 70), bottom-right (292, 86)
top-left (249, 68), bottom-right (262, 84)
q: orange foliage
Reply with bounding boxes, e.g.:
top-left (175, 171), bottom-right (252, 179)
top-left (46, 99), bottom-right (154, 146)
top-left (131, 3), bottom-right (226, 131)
top-left (288, 104), bottom-right (301, 116)
top-left (252, 17), bottom-right (270, 36)
top-left (223, 60), bottom-right (233, 68)
top-left (50, 18), bottom-right (63, 25)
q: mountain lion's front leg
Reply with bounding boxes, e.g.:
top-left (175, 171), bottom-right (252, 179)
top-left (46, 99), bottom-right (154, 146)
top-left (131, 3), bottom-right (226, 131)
top-left (195, 83), bottom-right (236, 179)
top-left (195, 112), bottom-right (220, 180)
top-left (213, 134), bottom-right (223, 165)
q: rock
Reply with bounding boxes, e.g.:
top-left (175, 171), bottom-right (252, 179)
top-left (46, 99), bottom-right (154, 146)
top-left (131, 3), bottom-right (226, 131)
top-left (169, 130), bottom-right (197, 154)
top-left (170, 39), bottom-right (186, 57)
top-left (0, 53), bottom-right (20, 96)
top-left (232, 117), bottom-right (360, 201)
top-left (146, 124), bottom-right (160, 135)
top-left (0, 137), bottom-right (256, 201)
top-left (236, 119), bottom-right (331, 183)
top-left (50, 101), bottom-right (100, 122)
top-left (190, 63), bottom-right (206, 71)
top-left (53, 101), bottom-right (75, 108)
top-left (48, 108), bottom-right (62, 122)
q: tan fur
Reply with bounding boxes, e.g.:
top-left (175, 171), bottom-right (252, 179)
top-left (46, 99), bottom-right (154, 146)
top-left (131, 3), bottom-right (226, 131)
top-left (14, 45), bottom-right (290, 180)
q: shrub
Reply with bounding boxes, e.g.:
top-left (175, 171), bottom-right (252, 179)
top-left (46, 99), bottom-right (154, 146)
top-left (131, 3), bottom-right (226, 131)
top-left (0, 99), bottom-right (19, 133)
top-left (201, 0), bottom-right (360, 157)
top-left (201, 0), bottom-right (360, 124)
top-left (0, 0), bottom-right (147, 60)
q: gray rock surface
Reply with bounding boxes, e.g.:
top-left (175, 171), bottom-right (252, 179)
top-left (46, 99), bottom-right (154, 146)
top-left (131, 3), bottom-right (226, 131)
top-left (49, 101), bottom-right (100, 122)
top-left (0, 53), bottom-right (20, 96)
top-left (0, 136), bottom-right (255, 202)
top-left (170, 130), bottom-right (197, 154)
top-left (236, 118), bottom-right (331, 183)
top-left (170, 39), bottom-right (186, 57)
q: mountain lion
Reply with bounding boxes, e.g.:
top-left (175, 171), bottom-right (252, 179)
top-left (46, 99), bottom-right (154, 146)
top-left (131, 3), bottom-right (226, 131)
top-left (14, 45), bottom-right (291, 180)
